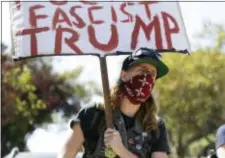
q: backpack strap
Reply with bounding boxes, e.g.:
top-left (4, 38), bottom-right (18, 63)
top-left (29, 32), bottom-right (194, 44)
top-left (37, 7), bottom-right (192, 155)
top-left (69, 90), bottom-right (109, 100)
top-left (113, 109), bottom-right (128, 148)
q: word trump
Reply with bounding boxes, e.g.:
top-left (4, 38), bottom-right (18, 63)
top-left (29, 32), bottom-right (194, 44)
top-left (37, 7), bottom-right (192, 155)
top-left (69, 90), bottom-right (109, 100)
top-left (12, 1), bottom-right (187, 56)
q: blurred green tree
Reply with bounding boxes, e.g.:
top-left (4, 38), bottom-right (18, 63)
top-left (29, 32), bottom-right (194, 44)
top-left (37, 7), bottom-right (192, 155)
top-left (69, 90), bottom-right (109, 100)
top-left (1, 50), bottom-right (100, 156)
top-left (155, 23), bottom-right (225, 158)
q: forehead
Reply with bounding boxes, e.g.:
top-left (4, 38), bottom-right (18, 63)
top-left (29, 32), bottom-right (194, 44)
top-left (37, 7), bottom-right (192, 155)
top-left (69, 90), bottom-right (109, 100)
top-left (132, 63), bottom-right (157, 71)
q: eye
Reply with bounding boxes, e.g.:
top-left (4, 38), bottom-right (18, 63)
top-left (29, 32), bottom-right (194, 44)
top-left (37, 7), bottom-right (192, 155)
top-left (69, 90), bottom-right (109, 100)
top-left (143, 69), bottom-right (150, 73)
top-left (148, 70), bottom-right (156, 77)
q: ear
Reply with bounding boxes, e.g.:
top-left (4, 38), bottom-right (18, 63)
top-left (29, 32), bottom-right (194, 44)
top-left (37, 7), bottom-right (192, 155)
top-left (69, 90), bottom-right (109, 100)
top-left (120, 71), bottom-right (128, 82)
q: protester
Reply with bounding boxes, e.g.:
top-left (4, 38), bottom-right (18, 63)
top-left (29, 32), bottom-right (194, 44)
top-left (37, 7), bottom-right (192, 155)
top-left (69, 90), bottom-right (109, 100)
top-left (58, 48), bottom-right (170, 158)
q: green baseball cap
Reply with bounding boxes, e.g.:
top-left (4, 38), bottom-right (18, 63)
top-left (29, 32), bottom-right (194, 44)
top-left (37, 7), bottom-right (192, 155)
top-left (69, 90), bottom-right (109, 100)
top-left (121, 48), bottom-right (169, 79)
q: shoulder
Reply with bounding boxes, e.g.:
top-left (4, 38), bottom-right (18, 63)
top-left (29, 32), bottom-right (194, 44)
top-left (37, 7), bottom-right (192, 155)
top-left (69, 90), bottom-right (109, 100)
top-left (79, 104), bottom-right (104, 117)
top-left (70, 104), bottom-right (104, 129)
top-left (156, 116), bottom-right (167, 131)
top-left (149, 117), bottom-right (168, 142)
top-left (151, 117), bottom-right (170, 154)
top-left (154, 117), bottom-right (167, 140)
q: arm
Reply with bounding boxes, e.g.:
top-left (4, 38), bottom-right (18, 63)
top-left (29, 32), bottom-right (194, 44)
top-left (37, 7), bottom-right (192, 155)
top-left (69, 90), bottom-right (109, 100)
top-left (151, 152), bottom-right (168, 158)
top-left (217, 144), bottom-right (225, 158)
top-left (117, 145), bottom-right (138, 158)
top-left (57, 123), bottom-right (84, 158)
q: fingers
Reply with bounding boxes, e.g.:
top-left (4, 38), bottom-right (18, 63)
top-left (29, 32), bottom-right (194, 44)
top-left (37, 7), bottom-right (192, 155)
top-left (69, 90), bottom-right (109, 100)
top-left (104, 128), bottom-right (118, 148)
top-left (104, 128), bottom-right (114, 147)
top-left (105, 128), bottom-right (115, 133)
top-left (104, 135), bottom-right (113, 148)
top-left (104, 139), bottom-right (111, 148)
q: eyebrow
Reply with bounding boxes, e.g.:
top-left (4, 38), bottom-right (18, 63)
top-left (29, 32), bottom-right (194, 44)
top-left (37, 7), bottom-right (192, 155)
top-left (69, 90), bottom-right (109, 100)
top-left (139, 66), bottom-right (156, 74)
top-left (140, 65), bottom-right (156, 71)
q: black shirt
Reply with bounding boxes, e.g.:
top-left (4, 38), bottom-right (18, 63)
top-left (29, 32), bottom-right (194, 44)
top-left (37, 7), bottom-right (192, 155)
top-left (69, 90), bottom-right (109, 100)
top-left (70, 106), bottom-right (170, 155)
top-left (121, 112), bottom-right (135, 130)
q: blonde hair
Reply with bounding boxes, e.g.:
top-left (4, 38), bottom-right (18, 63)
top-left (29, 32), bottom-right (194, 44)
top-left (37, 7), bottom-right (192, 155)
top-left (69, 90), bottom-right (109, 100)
top-left (109, 80), bottom-right (158, 131)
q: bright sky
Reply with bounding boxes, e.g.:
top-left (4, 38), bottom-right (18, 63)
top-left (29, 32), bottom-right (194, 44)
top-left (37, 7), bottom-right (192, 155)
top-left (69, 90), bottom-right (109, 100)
top-left (1, 1), bottom-right (225, 154)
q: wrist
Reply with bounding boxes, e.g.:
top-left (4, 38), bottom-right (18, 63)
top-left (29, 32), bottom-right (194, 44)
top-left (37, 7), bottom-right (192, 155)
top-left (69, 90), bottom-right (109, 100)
top-left (116, 144), bottom-right (127, 157)
top-left (117, 145), bottom-right (137, 158)
top-left (117, 144), bottom-right (127, 158)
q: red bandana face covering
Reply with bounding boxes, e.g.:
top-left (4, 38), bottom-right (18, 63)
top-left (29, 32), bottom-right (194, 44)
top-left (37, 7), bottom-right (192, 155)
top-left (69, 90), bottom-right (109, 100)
top-left (122, 73), bottom-right (154, 104)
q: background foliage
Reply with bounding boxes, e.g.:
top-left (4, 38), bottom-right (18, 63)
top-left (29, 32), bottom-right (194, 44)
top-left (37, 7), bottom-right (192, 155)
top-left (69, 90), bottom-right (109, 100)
top-left (155, 23), bottom-right (225, 157)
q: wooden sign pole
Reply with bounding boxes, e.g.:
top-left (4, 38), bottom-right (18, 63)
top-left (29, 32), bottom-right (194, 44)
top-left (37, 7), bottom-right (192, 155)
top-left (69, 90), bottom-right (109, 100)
top-left (99, 55), bottom-right (114, 129)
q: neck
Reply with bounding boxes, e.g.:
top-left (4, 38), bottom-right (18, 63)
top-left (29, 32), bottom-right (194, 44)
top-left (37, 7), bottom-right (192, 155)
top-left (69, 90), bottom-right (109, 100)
top-left (120, 96), bottom-right (141, 117)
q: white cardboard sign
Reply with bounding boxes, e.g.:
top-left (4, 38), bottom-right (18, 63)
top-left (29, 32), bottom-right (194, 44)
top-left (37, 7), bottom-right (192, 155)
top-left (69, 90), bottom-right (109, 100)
top-left (10, 1), bottom-right (190, 58)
